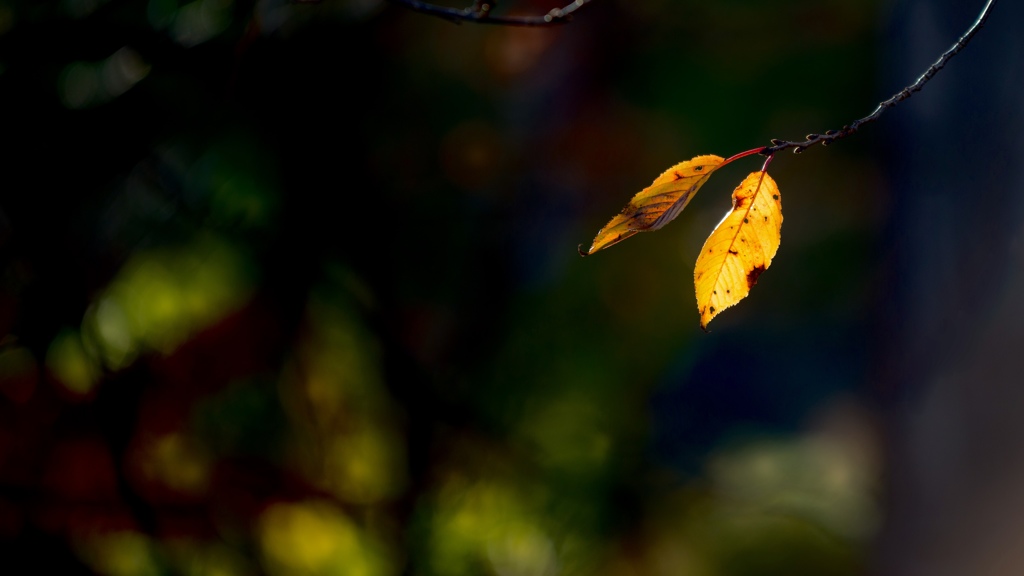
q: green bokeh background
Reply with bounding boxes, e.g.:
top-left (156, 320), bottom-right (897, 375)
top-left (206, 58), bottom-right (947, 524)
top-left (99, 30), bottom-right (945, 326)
top-left (0, 0), bottom-right (906, 574)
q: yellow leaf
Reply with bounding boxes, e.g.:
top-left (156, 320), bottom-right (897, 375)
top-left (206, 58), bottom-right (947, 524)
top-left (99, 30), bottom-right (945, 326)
top-left (580, 155), bottom-right (725, 256)
top-left (694, 171), bottom-right (782, 330)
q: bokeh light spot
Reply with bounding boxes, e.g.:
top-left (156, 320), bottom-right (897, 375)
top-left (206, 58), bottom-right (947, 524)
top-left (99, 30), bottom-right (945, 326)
top-left (84, 236), bottom-right (255, 367)
top-left (140, 432), bottom-right (210, 496)
top-left (259, 500), bottom-right (396, 576)
top-left (486, 523), bottom-right (557, 576)
top-left (427, 480), bottom-right (557, 576)
top-left (282, 273), bottom-right (408, 506)
top-left (519, 392), bottom-right (612, 475)
top-left (709, 431), bottom-right (879, 541)
top-left (59, 48), bottom-right (149, 109)
top-left (75, 531), bottom-right (162, 576)
top-left (88, 297), bottom-right (137, 370)
top-left (45, 329), bottom-right (100, 396)
top-left (164, 540), bottom-right (254, 576)
top-left (172, 0), bottom-right (232, 47)
top-left (324, 426), bottom-right (406, 504)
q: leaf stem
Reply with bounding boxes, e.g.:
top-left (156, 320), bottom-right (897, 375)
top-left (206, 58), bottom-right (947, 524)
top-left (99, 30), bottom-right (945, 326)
top-left (762, 0), bottom-right (998, 155)
top-left (721, 147), bottom-right (766, 166)
top-left (384, 0), bottom-right (593, 26)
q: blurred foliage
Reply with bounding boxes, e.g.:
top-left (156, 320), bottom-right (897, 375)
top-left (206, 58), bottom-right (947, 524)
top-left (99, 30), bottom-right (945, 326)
top-left (0, 0), bottom-right (887, 574)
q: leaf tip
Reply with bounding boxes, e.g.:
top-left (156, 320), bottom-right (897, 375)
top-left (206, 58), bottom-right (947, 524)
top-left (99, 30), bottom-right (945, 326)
top-left (697, 305), bottom-right (715, 332)
top-left (577, 243), bottom-right (590, 257)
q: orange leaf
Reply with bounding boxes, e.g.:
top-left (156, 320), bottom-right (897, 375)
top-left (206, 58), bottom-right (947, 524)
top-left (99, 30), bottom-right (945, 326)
top-left (693, 171), bottom-right (782, 330)
top-left (580, 155), bottom-right (725, 256)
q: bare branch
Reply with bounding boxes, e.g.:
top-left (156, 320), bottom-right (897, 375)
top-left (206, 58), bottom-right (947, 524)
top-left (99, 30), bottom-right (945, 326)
top-left (762, 0), bottom-right (999, 156)
top-left (385, 0), bottom-right (593, 26)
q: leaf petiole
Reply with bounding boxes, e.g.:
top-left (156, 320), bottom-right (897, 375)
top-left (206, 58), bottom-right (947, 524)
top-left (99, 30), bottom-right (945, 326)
top-left (720, 147), bottom-right (767, 167)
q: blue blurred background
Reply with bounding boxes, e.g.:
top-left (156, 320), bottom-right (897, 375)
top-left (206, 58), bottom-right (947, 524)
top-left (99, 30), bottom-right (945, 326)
top-left (0, 0), bottom-right (1020, 574)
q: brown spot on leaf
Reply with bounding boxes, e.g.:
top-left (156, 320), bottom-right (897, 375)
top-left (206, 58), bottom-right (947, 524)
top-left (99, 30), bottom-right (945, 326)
top-left (693, 171), bottom-right (781, 329)
top-left (746, 264), bottom-right (765, 288)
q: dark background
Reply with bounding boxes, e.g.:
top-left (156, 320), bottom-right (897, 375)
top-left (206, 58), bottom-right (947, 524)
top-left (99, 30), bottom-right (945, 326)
top-left (0, 0), bottom-right (1018, 574)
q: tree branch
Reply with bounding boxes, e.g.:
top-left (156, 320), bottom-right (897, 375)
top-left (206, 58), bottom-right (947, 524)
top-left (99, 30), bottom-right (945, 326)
top-left (385, 0), bottom-right (593, 26)
top-left (762, 0), bottom-right (999, 156)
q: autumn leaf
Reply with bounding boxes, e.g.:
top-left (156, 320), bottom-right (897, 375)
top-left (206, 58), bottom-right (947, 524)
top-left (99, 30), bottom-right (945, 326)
top-left (693, 171), bottom-right (782, 330)
top-left (579, 155), bottom-right (725, 256)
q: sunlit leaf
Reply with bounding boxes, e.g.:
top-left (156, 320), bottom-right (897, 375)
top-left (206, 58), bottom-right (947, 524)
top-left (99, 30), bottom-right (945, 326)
top-left (580, 155), bottom-right (725, 255)
top-left (694, 172), bottom-right (782, 329)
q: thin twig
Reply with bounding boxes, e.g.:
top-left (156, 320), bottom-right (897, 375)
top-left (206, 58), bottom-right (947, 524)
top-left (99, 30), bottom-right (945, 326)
top-left (385, 0), bottom-right (592, 26)
top-left (762, 0), bottom-right (998, 156)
